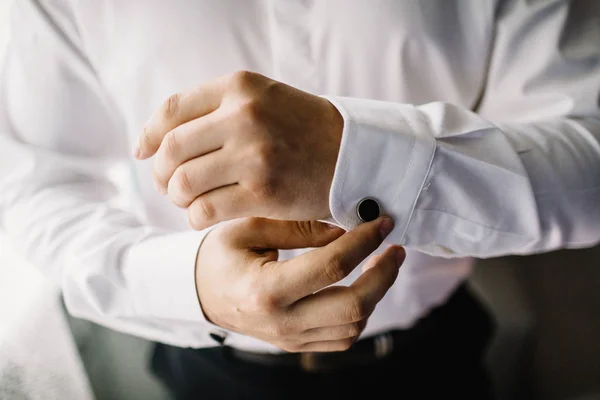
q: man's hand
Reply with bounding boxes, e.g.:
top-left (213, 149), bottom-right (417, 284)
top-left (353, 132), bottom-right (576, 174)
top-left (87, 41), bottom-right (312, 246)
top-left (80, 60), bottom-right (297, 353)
top-left (195, 216), bottom-right (405, 353)
top-left (136, 71), bottom-right (344, 230)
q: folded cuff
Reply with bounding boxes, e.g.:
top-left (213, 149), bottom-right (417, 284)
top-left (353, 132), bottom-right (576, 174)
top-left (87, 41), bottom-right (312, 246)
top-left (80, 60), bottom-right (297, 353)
top-left (124, 229), bottom-right (212, 323)
top-left (323, 96), bottom-right (436, 245)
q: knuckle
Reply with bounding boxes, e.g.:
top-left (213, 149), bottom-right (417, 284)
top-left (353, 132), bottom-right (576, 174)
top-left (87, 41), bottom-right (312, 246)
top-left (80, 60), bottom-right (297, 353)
top-left (238, 99), bottom-right (265, 124)
top-left (255, 140), bottom-right (277, 161)
top-left (162, 93), bottom-right (181, 120)
top-left (231, 69), bottom-right (253, 82)
top-left (229, 70), bottom-right (256, 91)
top-left (151, 167), bottom-right (167, 190)
top-left (346, 322), bottom-right (362, 338)
top-left (163, 129), bottom-right (179, 157)
top-left (323, 255), bottom-right (346, 284)
top-left (254, 174), bottom-right (277, 200)
top-left (245, 148), bottom-right (278, 196)
top-left (188, 198), bottom-right (215, 230)
top-left (344, 292), bottom-right (368, 322)
top-left (171, 166), bottom-right (194, 196)
top-left (294, 221), bottom-right (314, 243)
top-left (262, 79), bottom-right (281, 97)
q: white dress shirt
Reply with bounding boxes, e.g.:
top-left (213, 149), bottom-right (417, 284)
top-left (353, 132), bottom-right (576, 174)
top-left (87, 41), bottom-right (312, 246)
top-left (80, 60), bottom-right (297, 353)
top-left (1, 0), bottom-right (599, 353)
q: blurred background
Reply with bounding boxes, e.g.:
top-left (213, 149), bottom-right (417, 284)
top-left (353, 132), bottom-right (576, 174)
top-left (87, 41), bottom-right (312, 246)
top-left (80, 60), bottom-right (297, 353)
top-left (0, 1), bottom-right (599, 399)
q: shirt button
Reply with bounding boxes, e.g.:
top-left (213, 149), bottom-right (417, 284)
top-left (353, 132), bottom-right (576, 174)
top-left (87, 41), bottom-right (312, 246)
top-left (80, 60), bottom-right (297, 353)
top-left (357, 198), bottom-right (380, 222)
top-left (209, 331), bottom-right (227, 345)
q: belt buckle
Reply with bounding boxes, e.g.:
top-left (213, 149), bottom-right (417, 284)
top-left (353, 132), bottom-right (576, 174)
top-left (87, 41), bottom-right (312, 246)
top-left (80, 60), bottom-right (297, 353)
top-left (299, 333), bottom-right (395, 372)
top-left (374, 333), bottom-right (394, 359)
top-left (299, 352), bottom-right (320, 373)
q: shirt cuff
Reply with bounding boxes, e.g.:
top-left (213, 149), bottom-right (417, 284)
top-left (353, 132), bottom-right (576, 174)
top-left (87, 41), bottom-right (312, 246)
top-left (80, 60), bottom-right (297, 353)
top-left (123, 229), bottom-right (212, 323)
top-left (323, 96), bottom-right (437, 244)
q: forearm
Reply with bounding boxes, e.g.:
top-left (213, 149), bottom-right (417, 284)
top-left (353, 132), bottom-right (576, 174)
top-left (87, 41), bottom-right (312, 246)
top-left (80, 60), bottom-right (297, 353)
top-left (326, 0), bottom-right (600, 258)
top-left (0, 133), bottom-right (222, 348)
top-left (0, 0), bottom-right (222, 348)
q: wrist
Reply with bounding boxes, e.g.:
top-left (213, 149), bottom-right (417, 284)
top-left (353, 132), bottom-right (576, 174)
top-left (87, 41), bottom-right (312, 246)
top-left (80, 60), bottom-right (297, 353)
top-left (194, 226), bottom-right (221, 324)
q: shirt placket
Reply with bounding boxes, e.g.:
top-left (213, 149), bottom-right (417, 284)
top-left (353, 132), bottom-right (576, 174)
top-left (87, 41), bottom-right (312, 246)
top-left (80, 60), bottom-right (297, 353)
top-left (267, 0), bottom-right (320, 94)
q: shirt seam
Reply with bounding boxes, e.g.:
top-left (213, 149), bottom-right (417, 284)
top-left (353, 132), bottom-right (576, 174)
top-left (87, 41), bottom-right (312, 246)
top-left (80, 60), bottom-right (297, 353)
top-left (398, 108), bottom-right (438, 243)
top-left (391, 117), bottom-right (418, 203)
top-left (399, 142), bottom-right (437, 243)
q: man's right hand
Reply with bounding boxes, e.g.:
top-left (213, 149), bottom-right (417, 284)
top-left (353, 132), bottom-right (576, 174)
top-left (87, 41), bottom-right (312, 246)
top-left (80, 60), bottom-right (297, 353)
top-left (195, 216), bottom-right (405, 353)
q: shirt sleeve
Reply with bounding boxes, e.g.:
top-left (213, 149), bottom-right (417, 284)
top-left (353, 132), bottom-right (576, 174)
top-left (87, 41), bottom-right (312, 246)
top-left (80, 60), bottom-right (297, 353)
top-left (325, 0), bottom-right (600, 258)
top-left (0, 0), bottom-right (221, 348)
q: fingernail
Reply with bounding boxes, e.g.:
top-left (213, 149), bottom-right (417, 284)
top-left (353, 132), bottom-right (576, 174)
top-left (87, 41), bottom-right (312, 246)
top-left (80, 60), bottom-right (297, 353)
top-left (132, 144), bottom-right (141, 159)
top-left (379, 216), bottom-right (394, 239)
top-left (395, 247), bottom-right (406, 267)
top-left (326, 223), bottom-right (342, 230)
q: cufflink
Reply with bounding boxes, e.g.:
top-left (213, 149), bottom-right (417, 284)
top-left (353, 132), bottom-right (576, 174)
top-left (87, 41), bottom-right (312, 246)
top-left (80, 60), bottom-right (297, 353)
top-left (209, 331), bottom-right (227, 345)
top-left (356, 197), bottom-right (380, 222)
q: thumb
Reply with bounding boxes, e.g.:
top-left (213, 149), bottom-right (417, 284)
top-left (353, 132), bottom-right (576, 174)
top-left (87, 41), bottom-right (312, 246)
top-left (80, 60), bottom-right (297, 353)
top-left (230, 218), bottom-right (345, 250)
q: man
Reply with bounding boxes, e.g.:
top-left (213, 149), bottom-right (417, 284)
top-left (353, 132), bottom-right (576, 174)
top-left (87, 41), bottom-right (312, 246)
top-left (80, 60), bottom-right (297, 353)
top-left (1, 0), bottom-right (599, 399)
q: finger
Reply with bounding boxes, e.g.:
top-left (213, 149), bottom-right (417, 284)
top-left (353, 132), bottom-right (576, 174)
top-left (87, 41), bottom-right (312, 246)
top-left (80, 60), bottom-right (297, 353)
top-left (289, 245), bottom-right (405, 329)
top-left (153, 112), bottom-right (228, 193)
top-left (136, 75), bottom-right (229, 159)
top-left (266, 216), bottom-right (394, 305)
top-left (347, 245), bottom-right (405, 313)
top-left (298, 320), bottom-right (367, 343)
top-left (167, 150), bottom-right (238, 208)
top-left (297, 338), bottom-right (358, 353)
top-left (230, 219), bottom-right (345, 250)
top-left (186, 184), bottom-right (251, 230)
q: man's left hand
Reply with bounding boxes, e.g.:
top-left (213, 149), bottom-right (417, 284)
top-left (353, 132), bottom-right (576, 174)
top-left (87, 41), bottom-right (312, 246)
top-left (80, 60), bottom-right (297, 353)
top-left (135, 71), bottom-right (343, 230)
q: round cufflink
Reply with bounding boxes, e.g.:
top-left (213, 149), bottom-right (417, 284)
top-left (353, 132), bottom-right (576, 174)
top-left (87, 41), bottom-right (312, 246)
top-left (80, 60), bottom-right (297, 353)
top-left (356, 197), bottom-right (380, 222)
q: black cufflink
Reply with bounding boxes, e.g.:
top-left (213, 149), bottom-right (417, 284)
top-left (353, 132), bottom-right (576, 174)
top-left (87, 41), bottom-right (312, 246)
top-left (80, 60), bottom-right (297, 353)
top-left (209, 332), bottom-right (226, 345)
top-left (356, 197), bottom-right (380, 222)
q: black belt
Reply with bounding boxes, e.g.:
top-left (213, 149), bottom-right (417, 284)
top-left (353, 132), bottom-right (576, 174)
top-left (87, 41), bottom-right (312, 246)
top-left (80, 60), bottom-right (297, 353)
top-left (226, 284), bottom-right (493, 373)
top-left (229, 330), bottom-right (402, 373)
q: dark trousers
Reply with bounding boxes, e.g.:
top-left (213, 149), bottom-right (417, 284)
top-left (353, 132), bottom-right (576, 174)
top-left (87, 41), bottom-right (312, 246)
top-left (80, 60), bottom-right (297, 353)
top-left (150, 284), bottom-right (496, 400)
